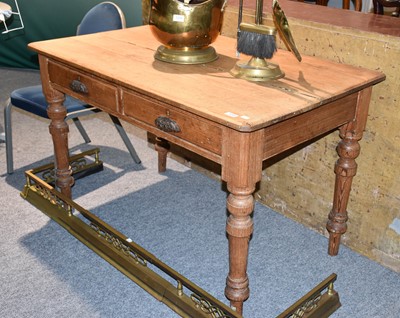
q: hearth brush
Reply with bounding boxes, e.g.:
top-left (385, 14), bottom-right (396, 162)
top-left (237, 0), bottom-right (276, 60)
top-left (231, 0), bottom-right (283, 81)
top-left (231, 0), bottom-right (302, 81)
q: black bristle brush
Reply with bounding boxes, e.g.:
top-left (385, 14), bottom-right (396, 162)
top-left (236, 0), bottom-right (277, 60)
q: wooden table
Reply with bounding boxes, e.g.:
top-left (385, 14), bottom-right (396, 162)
top-left (28, 25), bottom-right (385, 315)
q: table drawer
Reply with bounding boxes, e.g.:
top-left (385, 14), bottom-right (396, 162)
top-left (122, 90), bottom-right (222, 155)
top-left (47, 61), bottom-right (118, 112)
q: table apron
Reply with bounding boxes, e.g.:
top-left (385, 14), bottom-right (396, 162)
top-left (47, 58), bottom-right (359, 167)
top-left (47, 60), bottom-right (223, 164)
top-left (262, 92), bottom-right (358, 160)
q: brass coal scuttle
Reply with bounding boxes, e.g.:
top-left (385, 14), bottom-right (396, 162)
top-left (149, 0), bottom-right (227, 64)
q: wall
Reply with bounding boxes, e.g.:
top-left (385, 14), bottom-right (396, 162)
top-left (0, 0), bottom-right (142, 69)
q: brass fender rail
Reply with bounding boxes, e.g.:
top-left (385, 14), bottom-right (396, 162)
top-left (21, 149), bottom-right (240, 318)
top-left (21, 149), bottom-right (341, 318)
top-left (276, 273), bottom-right (340, 318)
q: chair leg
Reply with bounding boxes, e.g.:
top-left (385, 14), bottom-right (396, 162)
top-left (373, 0), bottom-right (384, 14)
top-left (72, 118), bottom-right (91, 143)
top-left (109, 115), bottom-right (141, 164)
top-left (354, 0), bottom-right (362, 11)
top-left (4, 99), bottom-right (14, 174)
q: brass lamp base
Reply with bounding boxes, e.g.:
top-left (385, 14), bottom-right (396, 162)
top-left (154, 45), bottom-right (218, 65)
top-left (230, 57), bottom-right (284, 81)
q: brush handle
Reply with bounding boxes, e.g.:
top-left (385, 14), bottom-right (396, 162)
top-left (255, 0), bottom-right (263, 25)
top-left (236, 0), bottom-right (244, 56)
top-left (238, 0), bottom-right (243, 32)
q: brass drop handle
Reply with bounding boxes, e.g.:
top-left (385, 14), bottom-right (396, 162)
top-left (155, 116), bottom-right (180, 133)
top-left (70, 79), bottom-right (88, 94)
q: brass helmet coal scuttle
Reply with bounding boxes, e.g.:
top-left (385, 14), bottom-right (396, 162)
top-left (149, 0), bottom-right (227, 64)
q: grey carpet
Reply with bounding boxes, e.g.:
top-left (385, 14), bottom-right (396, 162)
top-left (1, 67), bottom-right (399, 318)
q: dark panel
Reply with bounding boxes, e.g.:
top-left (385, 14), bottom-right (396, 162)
top-left (0, 0), bottom-right (142, 69)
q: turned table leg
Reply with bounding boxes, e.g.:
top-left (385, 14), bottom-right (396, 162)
top-left (327, 127), bottom-right (360, 255)
top-left (327, 88), bottom-right (372, 255)
top-left (221, 128), bottom-right (263, 315)
top-left (154, 137), bottom-right (169, 173)
top-left (225, 185), bottom-right (254, 314)
top-left (47, 93), bottom-right (74, 198)
top-left (39, 57), bottom-right (73, 198)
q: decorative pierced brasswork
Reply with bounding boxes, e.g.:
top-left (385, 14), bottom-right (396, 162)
top-left (21, 172), bottom-right (72, 214)
top-left (22, 149), bottom-right (102, 214)
top-left (22, 153), bottom-right (240, 318)
top-left (191, 293), bottom-right (232, 318)
top-left (289, 294), bottom-right (322, 318)
top-left (41, 157), bottom-right (98, 184)
top-left (71, 157), bottom-right (92, 172)
top-left (90, 222), bottom-right (147, 266)
top-left (32, 182), bottom-right (70, 212)
top-left (277, 273), bottom-right (340, 318)
top-left (21, 149), bottom-right (339, 318)
top-left (41, 167), bottom-right (56, 183)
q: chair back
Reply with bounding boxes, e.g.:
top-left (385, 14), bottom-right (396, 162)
top-left (77, 1), bottom-right (126, 36)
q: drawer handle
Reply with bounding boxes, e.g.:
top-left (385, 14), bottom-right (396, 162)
top-left (155, 116), bottom-right (181, 133)
top-left (70, 79), bottom-right (88, 94)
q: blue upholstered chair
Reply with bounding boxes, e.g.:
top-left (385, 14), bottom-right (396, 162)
top-left (3, 2), bottom-right (141, 174)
